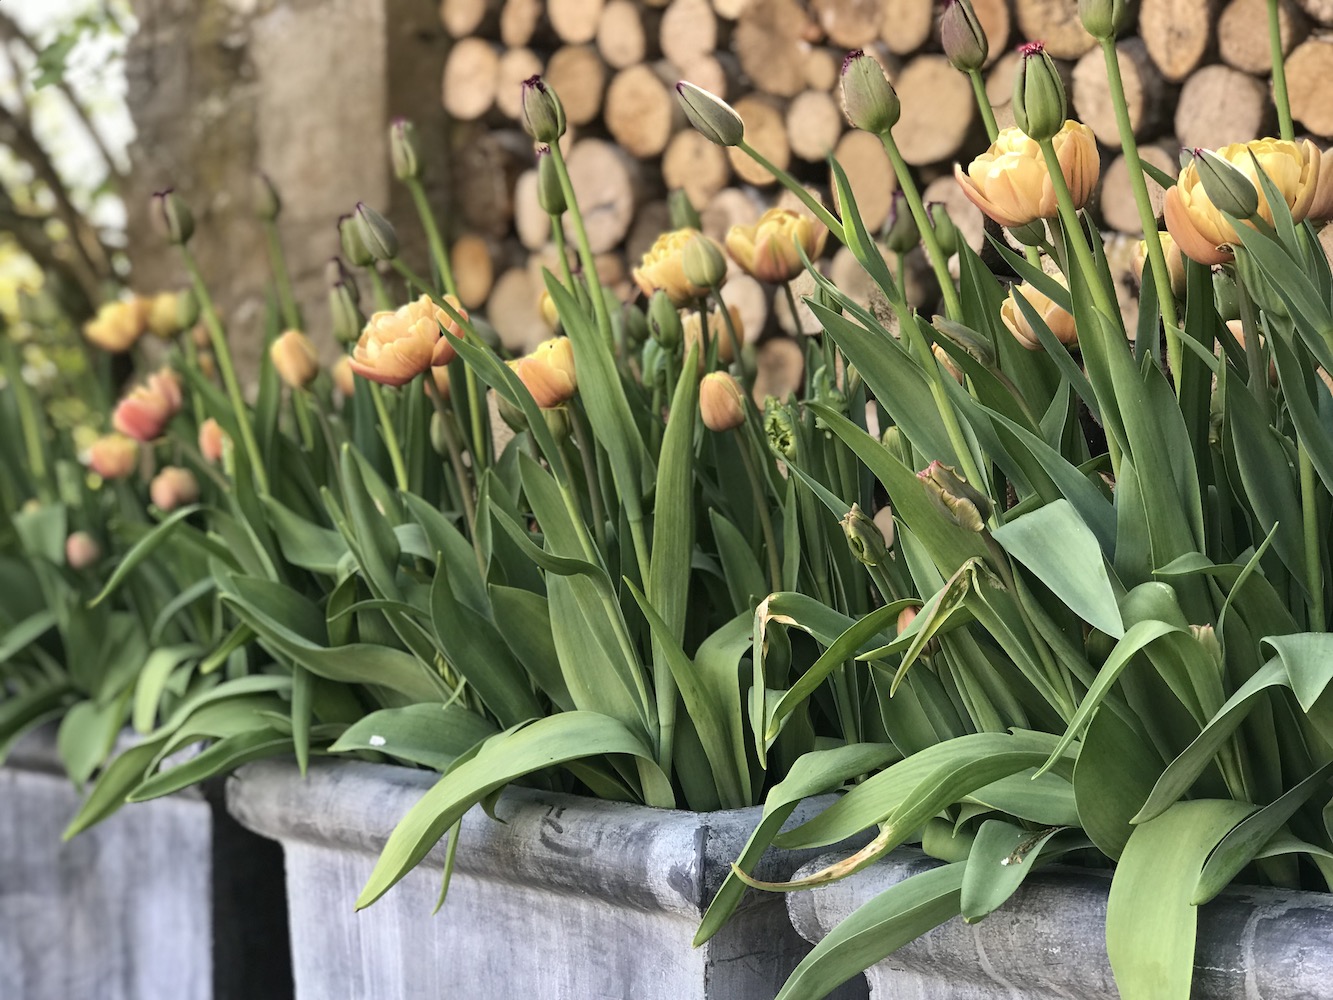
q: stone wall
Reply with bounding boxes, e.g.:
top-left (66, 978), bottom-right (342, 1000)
top-left (124, 0), bottom-right (450, 374)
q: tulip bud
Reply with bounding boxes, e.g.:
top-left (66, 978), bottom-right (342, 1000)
top-left (873, 505), bottom-right (896, 550)
top-left (87, 433), bottom-right (139, 480)
top-left (329, 281), bottom-right (364, 344)
top-left (840, 50), bottom-right (900, 134)
top-left (883, 191), bottom-right (919, 253)
top-left (270, 329), bottom-right (320, 389)
top-left (176, 288), bottom-right (200, 330)
top-left (940, 0), bottom-right (989, 73)
top-left (648, 290), bottom-right (683, 349)
top-left (700, 372), bottom-right (746, 431)
top-left (521, 75), bottom-right (567, 144)
top-left (339, 214), bottom-right (375, 268)
top-left (682, 233), bottom-right (728, 289)
top-left (675, 81), bottom-right (745, 147)
top-left (1191, 624), bottom-right (1224, 673)
top-left (1012, 42), bottom-right (1067, 142)
top-left (429, 411), bottom-right (449, 455)
top-left (390, 118), bottom-right (421, 181)
top-left (325, 257), bottom-right (360, 300)
top-left (543, 404), bottom-right (573, 442)
top-left (354, 203), bottom-right (399, 261)
top-left (668, 188), bottom-right (702, 230)
top-left (151, 189), bottom-right (195, 245)
top-left (625, 302), bottom-right (649, 348)
top-left (150, 467), bottom-right (200, 513)
top-left (65, 531), bottom-right (101, 570)
top-left (147, 292), bottom-right (182, 339)
top-left (1078, 0), bottom-right (1130, 40)
top-left (199, 417), bottom-right (228, 464)
top-left (333, 355), bottom-right (356, 397)
top-left (515, 337), bottom-right (577, 408)
top-left (536, 147), bottom-right (567, 215)
top-left (1193, 149), bottom-right (1260, 220)
top-left (763, 397), bottom-right (799, 460)
top-left (495, 383), bottom-right (529, 432)
top-left (928, 202), bottom-right (959, 258)
top-left (428, 363), bottom-right (451, 402)
top-left (918, 460), bottom-right (991, 531)
top-left (881, 425), bottom-right (909, 465)
top-left (253, 173), bottom-right (282, 221)
top-left (842, 503), bottom-right (888, 566)
top-left (1213, 271), bottom-right (1240, 322)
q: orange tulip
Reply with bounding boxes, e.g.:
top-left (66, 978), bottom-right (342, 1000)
top-left (999, 281), bottom-right (1077, 350)
top-left (87, 434), bottom-right (139, 480)
top-left (515, 337), bottom-right (577, 408)
top-left (725, 209), bottom-right (828, 283)
top-left (954, 121), bottom-right (1098, 228)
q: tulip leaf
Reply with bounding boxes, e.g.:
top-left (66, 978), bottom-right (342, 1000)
top-left (1074, 703), bottom-right (1163, 859)
top-left (329, 704), bottom-right (499, 771)
top-left (487, 585), bottom-right (574, 711)
top-left (960, 820), bottom-right (1068, 923)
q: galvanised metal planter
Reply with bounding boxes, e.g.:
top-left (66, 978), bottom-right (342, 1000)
top-left (0, 728), bottom-right (292, 1000)
top-left (787, 848), bottom-right (1333, 999)
top-left (227, 757), bottom-right (870, 1000)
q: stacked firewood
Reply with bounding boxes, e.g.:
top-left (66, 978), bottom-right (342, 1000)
top-left (436, 0), bottom-right (1333, 351)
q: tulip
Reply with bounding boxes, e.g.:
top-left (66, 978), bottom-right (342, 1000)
top-left (682, 304), bottom-right (744, 367)
top-left (954, 121), bottom-right (1099, 228)
top-left (539, 288), bottom-right (560, 330)
top-left (253, 173), bottom-right (282, 221)
top-left (428, 364), bottom-right (451, 401)
top-left (1308, 151), bottom-right (1333, 223)
top-left (682, 232), bottom-right (728, 289)
top-left (151, 189), bottom-right (194, 245)
top-left (1079, 0), bottom-right (1130, 38)
top-left (87, 433), bottom-right (139, 480)
top-left (113, 369), bottom-right (183, 443)
top-left (390, 118), bottom-right (421, 181)
top-left (699, 371), bottom-right (746, 431)
top-left (199, 418), bottom-right (227, 463)
top-left (150, 466), bottom-right (200, 512)
top-left (932, 343), bottom-right (965, 383)
top-left (725, 208), bottom-right (829, 284)
top-left (350, 294), bottom-right (464, 387)
top-left (147, 292), bottom-right (183, 339)
top-left (270, 329), bottom-right (321, 389)
top-left (633, 228), bottom-right (712, 305)
top-left (521, 76), bottom-right (566, 144)
top-left (83, 298), bottom-right (149, 353)
top-left (841, 503), bottom-right (887, 566)
top-left (1132, 233), bottom-right (1186, 300)
top-left (918, 460), bottom-right (990, 531)
top-left (329, 281), bottom-right (364, 344)
top-left (536, 147), bottom-right (566, 215)
top-left (840, 50), bottom-right (900, 134)
top-left (675, 81), bottom-right (744, 147)
top-left (332, 355), bottom-right (356, 398)
top-left (883, 191), bottom-right (919, 254)
top-left (65, 531), bottom-right (101, 570)
top-left (1012, 41), bottom-right (1067, 142)
top-left (1000, 280), bottom-right (1077, 350)
top-left (354, 203), bottom-right (398, 261)
top-left (940, 0), bottom-right (988, 73)
top-left (515, 337), bottom-right (577, 408)
top-left (1164, 138), bottom-right (1323, 265)
top-left (147, 367), bottom-right (184, 414)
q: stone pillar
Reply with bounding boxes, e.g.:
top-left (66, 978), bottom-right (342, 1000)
top-left (125, 0), bottom-right (450, 374)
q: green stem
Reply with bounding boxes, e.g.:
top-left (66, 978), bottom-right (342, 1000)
top-left (263, 221), bottom-right (301, 331)
top-left (1268, 0), bottom-right (1295, 142)
top-left (367, 380), bottom-right (409, 492)
top-left (368, 268), bottom-right (393, 311)
top-left (878, 131), bottom-right (962, 319)
top-left (8, 350), bottom-right (49, 494)
top-left (427, 383), bottom-right (479, 551)
top-left (712, 287), bottom-right (748, 381)
top-left (407, 178), bottom-right (458, 297)
top-left (736, 427), bottom-right (783, 591)
top-left (903, 320), bottom-right (988, 500)
top-left (570, 405), bottom-right (608, 552)
top-left (291, 387), bottom-right (315, 452)
top-left (1299, 443), bottom-right (1325, 631)
top-left (551, 217), bottom-right (578, 293)
top-left (966, 69), bottom-right (999, 143)
top-left (1037, 141), bottom-right (1119, 324)
top-left (737, 139), bottom-right (845, 243)
top-left (548, 143), bottom-right (614, 349)
top-left (1099, 37), bottom-right (1182, 380)
top-left (181, 247), bottom-right (270, 495)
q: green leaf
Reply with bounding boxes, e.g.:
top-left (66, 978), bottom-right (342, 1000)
top-left (960, 820), bottom-right (1065, 922)
top-left (132, 644), bottom-right (202, 734)
top-left (127, 728), bottom-right (307, 802)
top-left (487, 585), bottom-right (574, 710)
top-left (64, 737), bottom-right (168, 838)
top-left (329, 704), bottom-right (499, 771)
top-left (261, 496), bottom-right (347, 575)
top-left (355, 712), bottom-right (670, 909)
top-left (1074, 704), bottom-right (1162, 859)
top-left (57, 695), bottom-right (128, 786)
top-left (90, 506), bottom-right (217, 607)
top-left (1106, 799), bottom-right (1254, 1000)
top-left (0, 610), bottom-right (56, 662)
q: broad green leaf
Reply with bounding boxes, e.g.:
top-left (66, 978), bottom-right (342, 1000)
top-left (330, 704), bottom-right (499, 770)
top-left (960, 820), bottom-right (1064, 922)
top-left (261, 496), bottom-right (347, 575)
top-left (132, 644), bottom-right (202, 734)
top-left (487, 585), bottom-right (574, 710)
top-left (1074, 704), bottom-right (1162, 859)
top-left (63, 737), bottom-right (168, 838)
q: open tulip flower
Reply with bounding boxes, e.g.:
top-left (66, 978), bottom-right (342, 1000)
top-left (351, 294), bottom-right (464, 387)
top-left (633, 228), bottom-right (711, 305)
top-left (112, 369), bottom-right (184, 443)
top-left (86, 433), bottom-right (140, 480)
top-left (725, 208), bottom-right (828, 284)
top-left (1164, 138), bottom-right (1323, 265)
top-left (83, 297), bottom-right (150, 353)
top-left (954, 121), bottom-right (1098, 228)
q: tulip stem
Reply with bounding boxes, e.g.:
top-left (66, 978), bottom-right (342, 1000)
top-left (427, 382), bottom-right (478, 546)
top-left (570, 404), bottom-right (608, 553)
top-left (1098, 37), bottom-right (1182, 383)
top-left (547, 143), bottom-right (615, 352)
top-left (966, 69), bottom-right (999, 144)
top-left (291, 386), bottom-right (315, 453)
top-left (1037, 140), bottom-right (1120, 325)
top-left (550, 219), bottom-right (579, 295)
top-left (367, 380), bottom-right (409, 493)
top-left (877, 131), bottom-right (962, 320)
top-left (737, 140), bottom-right (845, 243)
top-left (368, 267), bottom-right (394, 312)
top-left (735, 426), bottom-right (783, 591)
top-left (1267, 0), bottom-right (1295, 142)
top-left (712, 288), bottom-right (747, 381)
top-left (180, 247), bottom-right (270, 495)
top-left (263, 221), bottom-right (302, 332)
top-left (1299, 443), bottom-right (1325, 631)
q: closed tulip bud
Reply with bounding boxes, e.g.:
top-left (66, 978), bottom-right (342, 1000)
top-left (682, 232), bottom-right (728, 289)
top-left (83, 298), bottom-right (149, 353)
top-left (339, 213), bottom-right (374, 268)
top-left (199, 417), bottom-right (228, 463)
top-left (940, 0), bottom-right (988, 72)
top-left (1191, 624), bottom-right (1224, 672)
top-left (390, 118), bottom-right (421, 181)
top-left (516, 337), bottom-right (578, 407)
top-left (625, 303), bottom-right (649, 348)
top-left (933, 343), bottom-right (965, 382)
top-left (842, 503), bottom-right (887, 566)
top-left (543, 404), bottom-right (573, 442)
top-left (271, 329), bottom-right (320, 388)
top-left (873, 505), bottom-right (896, 550)
top-left (521, 75), bottom-right (566, 143)
top-left (86, 433), bottom-right (139, 480)
top-left (539, 288), bottom-right (561, 330)
top-left (675, 81), bottom-right (744, 147)
top-left (918, 460), bottom-right (991, 530)
top-left (700, 371), bottom-right (746, 431)
top-left (1013, 42), bottom-right (1067, 142)
top-left (176, 288), bottom-right (200, 330)
top-left (325, 257), bottom-right (360, 301)
top-left (1213, 271), bottom-right (1240, 321)
top-left (329, 281), bottom-right (364, 344)
top-left (150, 466), bottom-right (200, 512)
top-left (536, 147), bottom-right (566, 215)
top-left (647, 290), bottom-right (683, 348)
top-left (668, 188), bottom-right (702, 230)
top-left (881, 425), bottom-right (909, 465)
top-left (763, 397), bottom-right (799, 460)
top-left (1078, 0), bottom-right (1130, 40)
top-left (151, 189), bottom-right (195, 245)
top-left (1193, 148), bottom-right (1260, 220)
top-left (333, 355), bottom-right (356, 398)
top-left (928, 202), bottom-right (959, 258)
top-left (147, 292), bottom-right (183, 338)
top-left (65, 531), bottom-right (101, 570)
top-left (253, 173), bottom-right (282, 221)
top-left (427, 363), bottom-right (451, 402)
top-left (429, 411), bottom-right (449, 455)
top-left (1000, 280), bottom-right (1077, 349)
top-left (883, 191), bottom-right (919, 253)
top-left (1131, 233), bottom-right (1187, 300)
top-left (354, 203), bottom-right (398, 261)
top-left (1309, 151), bottom-right (1333, 222)
top-left (897, 605), bottom-right (940, 656)
top-left (840, 50), bottom-right (900, 134)
top-left (495, 382), bottom-right (529, 431)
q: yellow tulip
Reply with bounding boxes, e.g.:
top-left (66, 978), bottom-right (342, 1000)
top-left (682, 304), bottom-right (744, 368)
top-left (1164, 138), bottom-right (1322, 265)
top-left (332, 355), bottom-right (356, 398)
top-left (83, 298), bottom-right (149, 353)
top-left (198, 418), bottom-right (228, 464)
top-left (1309, 150), bottom-right (1333, 223)
top-left (954, 121), bottom-right (1099, 228)
top-left (270, 329), bottom-right (320, 389)
top-left (1132, 232), bottom-right (1187, 300)
top-left (1000, 280), bottom-right (1077, 350)
top-left (86, 433), bottom-right (139, 480)
top-left (350, 294), bottom-right (463, 387)
top-left (699, 372), bottom-right (746, 432)
top-left (633, 228), bottom-right (711, 306)
top-left (146, 292), bottom-right (183, 339)
top-left (725, 208), bottom-right (828, 284)
top-left (515, 337), bottom-right (577, 408)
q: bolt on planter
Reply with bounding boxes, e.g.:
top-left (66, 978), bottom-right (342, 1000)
top-left (227, 757), bottom-right (871, 1000)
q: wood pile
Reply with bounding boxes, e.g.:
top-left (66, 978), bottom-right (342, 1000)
top-left (435, 0), bottom-right (1333, 353)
